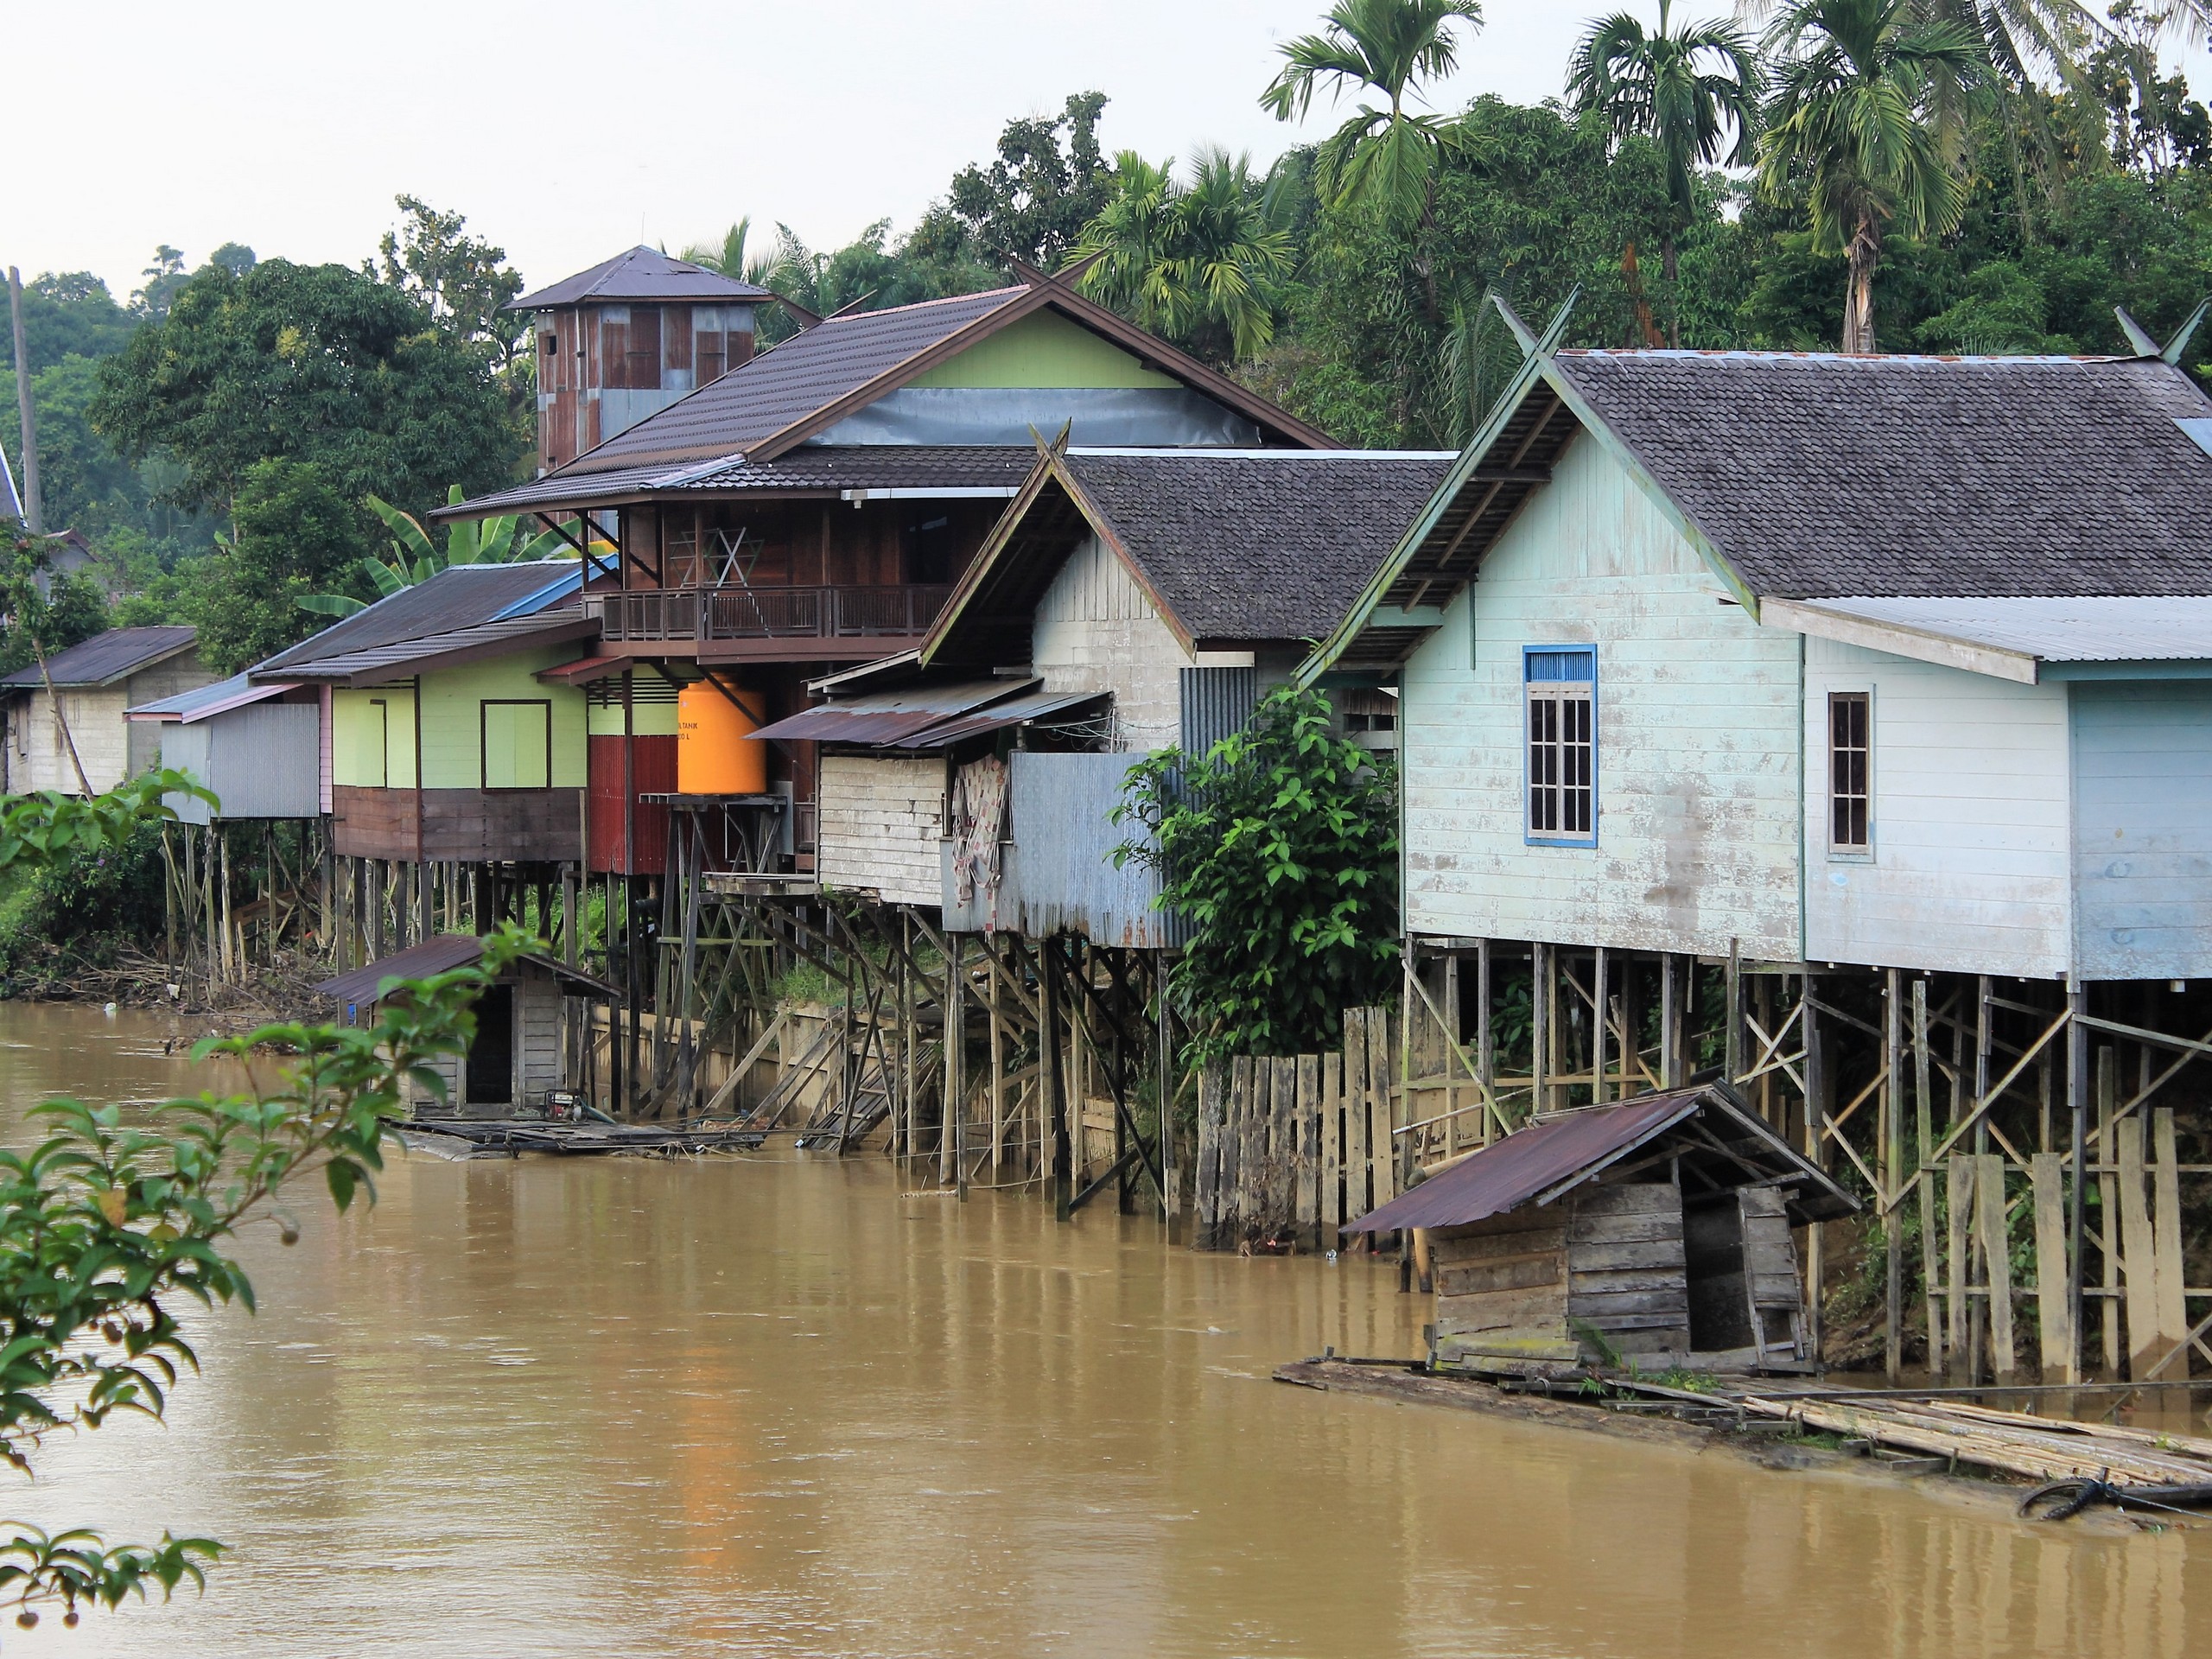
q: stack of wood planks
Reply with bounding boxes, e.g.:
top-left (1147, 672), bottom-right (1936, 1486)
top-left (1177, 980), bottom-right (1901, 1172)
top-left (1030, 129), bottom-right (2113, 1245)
top-left (1740, 1391), bottom-right (2212, 1487)
top-left (1193, 1007), bottom-right (1397, 1251)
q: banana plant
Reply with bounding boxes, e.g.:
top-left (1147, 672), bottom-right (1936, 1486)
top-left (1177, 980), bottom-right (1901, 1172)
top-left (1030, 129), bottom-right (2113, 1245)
top-left (299, 486), bottom-right (574, 619)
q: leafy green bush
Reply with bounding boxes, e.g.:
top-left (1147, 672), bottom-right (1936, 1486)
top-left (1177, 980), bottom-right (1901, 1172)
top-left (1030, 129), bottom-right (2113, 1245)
top-left (1116, 686), bottom-right (1397, 1061)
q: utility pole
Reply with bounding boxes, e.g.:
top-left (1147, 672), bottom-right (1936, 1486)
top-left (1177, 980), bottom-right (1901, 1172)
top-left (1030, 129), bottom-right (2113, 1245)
top-left (8, 267), bottom-right (41, 533)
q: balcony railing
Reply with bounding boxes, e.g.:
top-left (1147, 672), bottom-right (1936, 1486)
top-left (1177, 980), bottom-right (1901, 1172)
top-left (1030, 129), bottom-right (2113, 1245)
top-left (592, 584), bottom-right (954, 646)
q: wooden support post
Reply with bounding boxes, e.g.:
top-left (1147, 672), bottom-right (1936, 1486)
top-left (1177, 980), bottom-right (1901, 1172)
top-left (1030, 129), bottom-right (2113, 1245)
top-left (1659, 953), bottom-right (1680, 1090)
top-left (562, 868), bottom-right (578, 969)
top-left (1914, 977), bottom-right (1941, 1379)
top-left (2064, 983), bottom-right (2088, 1383)
top-left (2098, 1046), bottom-right (2120, 1376)
top-left (1044, 938), bottom-right (1069, 1221)
top-left (941, 934), bottom-right (963, 1188)
top-left (1616, 956), bottom-right (1639, 1096)
top-left (1980, 1154), bottom-right (2018, 1383)
top-left (1802, 975), bottom-right (1824, 1362)
top-left (1591, 945), bottom-right (1610, 1106)
top-left (2152, 1107), bottom-right (2189, 1370)
top-left (1344, 1008), bottom-right (1370, 1227)
top-left (988, 941), bottom-right (1007, 1184)
top-left (1442, 952), bottom-right (1461, 1156)
top-left (1947, 1154), bottom-right (1974, 1382)
top-left (1530, 945), bottom-right (1550, 1116)
top-left (1725, 938), bottom-right (1743, 1086)
top-left (2031, 1153), bottom-right (2076, 1384)
top-left (1158, 963), bottom-right (1179, 1230)
top-left (2118, 1115), bottom-right (2158, 1379)
top-left (1885, 967), bottom-right (1904, 1385)
top-left (1370, 1006), bottom-right (1399, 1211)
top-left (1476, 939), bottom-right (1495, 1142)
top-left (1197, 1064), bottom-right (1222, 1248)
top-left (1968, 975), bottom-right (1993, 1382)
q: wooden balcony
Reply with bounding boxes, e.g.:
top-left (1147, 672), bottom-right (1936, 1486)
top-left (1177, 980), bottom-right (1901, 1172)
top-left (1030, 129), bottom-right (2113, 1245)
top-left (589, 584), bottom-right (955, 661)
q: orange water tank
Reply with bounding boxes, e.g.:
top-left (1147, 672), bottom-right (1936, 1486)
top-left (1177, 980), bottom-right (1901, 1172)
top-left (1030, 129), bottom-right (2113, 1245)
top-left (677, 683), bottom-right (768, 795)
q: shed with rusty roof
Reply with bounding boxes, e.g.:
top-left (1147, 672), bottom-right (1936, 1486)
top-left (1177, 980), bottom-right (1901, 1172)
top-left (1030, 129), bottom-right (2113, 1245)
top-left (1348, 1084), bottom-right (1854, 1375)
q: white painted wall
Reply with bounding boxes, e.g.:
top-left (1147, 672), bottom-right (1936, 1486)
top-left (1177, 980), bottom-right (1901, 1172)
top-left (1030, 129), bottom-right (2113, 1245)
top-left (1798, 638), bottom-right (2073, 977)
top-left (1032, 533), bottom-right (1190, 751)
top-left (817, 753), bottom-right (946, 906)
top-left (1402, 431), bottom-right (1802, 958)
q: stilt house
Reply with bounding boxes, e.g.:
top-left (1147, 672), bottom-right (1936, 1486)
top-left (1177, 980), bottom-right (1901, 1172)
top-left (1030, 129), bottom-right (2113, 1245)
top-left (249, 561), bottom-right (594, 864)
top-left (126, 672), bottom-right (323, 822)
top-left (1, 626), bottom-right (212, 794)
top-left (1303, 305), bottom-right (2212, 1382)
top-left (439, 259), bottom-right (1333, 885)
top-left (753, 443), bottom-right (1452, 939)
top-left (1346, 1084), bottom-right (1855, 1373)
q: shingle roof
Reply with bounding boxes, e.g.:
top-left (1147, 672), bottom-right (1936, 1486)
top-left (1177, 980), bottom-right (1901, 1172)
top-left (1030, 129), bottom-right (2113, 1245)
top-left (510, 246), bottom-right (773, 309)
top-left (568, 288), bottom-right (1028, 472)
top-left (1065, 451), bottom-right (1455, 642)
top-left (1553, 350), bottom-right (2212, 598)
top-left (441, 447), bottom-right (1039, 518)
top-left (1, 626), bottom-right (197, 688)
top-left (253, 563), bottom-right (582, 675)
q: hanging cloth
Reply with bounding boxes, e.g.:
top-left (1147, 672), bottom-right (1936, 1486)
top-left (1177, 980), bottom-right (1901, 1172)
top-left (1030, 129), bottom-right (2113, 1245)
top-left (950, 755), bottom-right (1009, 914)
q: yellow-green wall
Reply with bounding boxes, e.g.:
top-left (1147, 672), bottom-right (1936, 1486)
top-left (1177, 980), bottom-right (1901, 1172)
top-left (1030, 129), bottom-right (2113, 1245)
top-left (908, 310), bottom-right (1178, 391)
top-left (331, 647), bottom-right (587, 790)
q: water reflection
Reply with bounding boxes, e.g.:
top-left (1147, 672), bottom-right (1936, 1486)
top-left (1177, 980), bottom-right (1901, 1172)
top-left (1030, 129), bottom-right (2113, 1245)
top-left (0, 1006), bottom-right (2204, 1656)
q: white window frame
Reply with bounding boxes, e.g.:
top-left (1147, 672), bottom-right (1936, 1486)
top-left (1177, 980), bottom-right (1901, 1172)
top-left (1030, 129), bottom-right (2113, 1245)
top-left (1524, 646), bottom-right (1597, 847)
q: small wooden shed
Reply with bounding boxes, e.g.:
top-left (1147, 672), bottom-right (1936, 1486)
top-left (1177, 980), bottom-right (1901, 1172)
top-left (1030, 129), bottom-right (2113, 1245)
top-left (1347, 1085), bottom-right (1857, 1375)
top-left (312, 935), bottom-right (618, 1117)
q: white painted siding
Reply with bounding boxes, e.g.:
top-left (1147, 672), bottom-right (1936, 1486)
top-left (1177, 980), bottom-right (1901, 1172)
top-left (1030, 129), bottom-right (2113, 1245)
top-left (2071, 680), bottom-right (2212, 981)
top-left (1801, 639), bottom-right (2072, 976)
top-left (817, 754), bottom-right (946, 906)
top-left (1033, 533), bottom-right (1190, 750)
top-left (1402, 432), bottom-right (1802, 958)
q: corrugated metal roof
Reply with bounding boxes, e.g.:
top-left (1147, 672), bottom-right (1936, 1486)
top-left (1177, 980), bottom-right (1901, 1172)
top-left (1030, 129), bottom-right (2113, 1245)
top-left (254, 563), bottom-right (583, 676)
top-left (751, 679), bottom-right (1032, 744)
top-left (125, 672), bottom-right (299, 723)
top-left (274, 611), bottom-right (594, 686)
top-left (313, 934), bottom-right (620, 1007)
top-left (438, 447), bottom-right (1040, 519)
top-left (1344, 1085), bottom-right (1857, 1233)
top-left (880, 689), bottom-right (1108, 749)
top-left (511, 245), bottom-right (773, 309)
top-left (0, 626), bottom-right (198, 689)
top-left (569, 289), bottom-right (1029, 472)
top-left (1779, 595), bottom-right (2212, 664)
top-left (1344, 1095), bottom-right (1700, 1233)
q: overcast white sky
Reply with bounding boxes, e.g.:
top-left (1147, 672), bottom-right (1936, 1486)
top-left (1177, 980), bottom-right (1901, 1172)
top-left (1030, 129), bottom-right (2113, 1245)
top-left (12, 1), bottom-right (1603, 299)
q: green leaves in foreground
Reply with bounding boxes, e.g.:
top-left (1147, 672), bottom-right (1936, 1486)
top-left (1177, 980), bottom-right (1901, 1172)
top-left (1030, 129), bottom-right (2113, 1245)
top-left (0, 770), bottom-right (217, 871)
top-left (0, 915), bottom-right (528, 1623)
top-left (1116, 686), bottom-right (1399, 1062)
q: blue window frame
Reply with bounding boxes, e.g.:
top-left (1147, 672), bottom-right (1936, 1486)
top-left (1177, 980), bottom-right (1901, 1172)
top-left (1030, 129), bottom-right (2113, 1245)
top-left (1525, 647), bottom-right (1597, 846)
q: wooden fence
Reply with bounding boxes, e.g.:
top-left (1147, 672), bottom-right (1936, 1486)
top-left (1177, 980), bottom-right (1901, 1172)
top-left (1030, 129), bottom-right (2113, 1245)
top-left (1193, 1007), bottom-right (1401, 1252)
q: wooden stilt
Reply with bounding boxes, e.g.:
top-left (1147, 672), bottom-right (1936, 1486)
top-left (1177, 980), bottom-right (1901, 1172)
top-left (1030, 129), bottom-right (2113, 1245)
top-left (1531, 944), bottom-right (1551, 1114)
top-left (1914, 977), bottom-right (1942, 1379)
top-left (1885, 967), bottom-right (1904, 1384)
top-left (1591, 945), bottom-right (1610, 1106)
top-left (1802, 976), bottom-right (1825, 1363)
top-left (2098, 1046), bottom-right (2120, 1376)
top-left (1044, 938), bottom-right (1069, 1221)
top-left (1475, 938), bottom-right (1495, 1141)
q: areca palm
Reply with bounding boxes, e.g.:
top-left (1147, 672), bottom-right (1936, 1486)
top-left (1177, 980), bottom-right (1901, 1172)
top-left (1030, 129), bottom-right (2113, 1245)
top-left (1570, 2), bottom-right (1763, 342)
top-left (1073, 149), bottom-right (1293, 363)
top-left (1260, 0), bottom-right (1486, 224)
top-left (1756, 0), bottom-right (1989, 353)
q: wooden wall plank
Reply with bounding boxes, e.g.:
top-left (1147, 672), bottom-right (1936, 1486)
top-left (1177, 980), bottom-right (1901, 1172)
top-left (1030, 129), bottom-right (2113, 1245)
top-left (1320, 1052), bottom-right (1343, 1251)
top-left (2030, 1152), bottom-right (2076, 1384)
top-left (1978, 1154), bottom-right (2018, 1383)
top-left (2117, 1117), bottom-right (2161, 1380)
top-left (1344, 1012), bottom-right (1370, 1224)
top-left (1295, 1054), bottom-right (1319, 1246)
top-left (2152, 1108), bottom-right (2190, 1363)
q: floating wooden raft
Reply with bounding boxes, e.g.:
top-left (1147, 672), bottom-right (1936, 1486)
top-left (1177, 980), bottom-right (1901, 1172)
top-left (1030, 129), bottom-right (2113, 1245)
top-left (1740, 1392), bottom-right (2212, 1487)
top-left (402, 1119), bottom-right (765, 1155)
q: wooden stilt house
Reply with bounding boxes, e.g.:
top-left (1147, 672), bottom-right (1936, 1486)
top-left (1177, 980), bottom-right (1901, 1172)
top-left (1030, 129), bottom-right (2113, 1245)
top-left (1346, 1084), bottom-right (1856, 1374)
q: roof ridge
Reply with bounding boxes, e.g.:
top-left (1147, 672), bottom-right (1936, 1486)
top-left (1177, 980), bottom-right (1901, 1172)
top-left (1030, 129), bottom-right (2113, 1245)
top-left (1559, 347), bottom-right (2135, 365)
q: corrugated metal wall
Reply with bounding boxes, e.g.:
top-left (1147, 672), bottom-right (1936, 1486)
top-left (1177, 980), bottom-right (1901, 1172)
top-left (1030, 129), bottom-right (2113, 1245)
top-left (1179, 665), bottom-right (1258, 757)
top-left (941, 751), bottom-right (1188, 948)
top-left (161, 705), bottom-right (322, 822)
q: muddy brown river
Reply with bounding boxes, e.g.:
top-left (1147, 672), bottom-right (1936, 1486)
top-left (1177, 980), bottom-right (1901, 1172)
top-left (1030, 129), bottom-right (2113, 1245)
top-left (0, 1003), bottom-right (2205, 1656)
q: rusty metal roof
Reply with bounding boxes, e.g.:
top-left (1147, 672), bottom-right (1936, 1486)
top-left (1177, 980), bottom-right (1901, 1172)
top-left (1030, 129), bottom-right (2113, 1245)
top-left (1343, 1084), bottom-right (1858, 1234)
top-left (879, 689), bottom-right (1107, 749)
top-left (750, 679), bottom-right (1033, 744)
top-left (313, 935), bottom-right (619, 1007)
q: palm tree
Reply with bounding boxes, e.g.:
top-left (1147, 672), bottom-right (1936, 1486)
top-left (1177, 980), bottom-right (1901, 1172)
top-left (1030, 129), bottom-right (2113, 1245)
top-left (1073, 149), bottom-right (1293, 363)
top-left (1570, 2), bottom-right (1763, 344)
top-left (679, 219), bottom-right (779, 290)
top-left (1260, 0), bottom-right (1486, 226)
top-left (299, 488), bottom-right (571, 620)
top-left (1756, 0), bottom-right (1989, 353)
